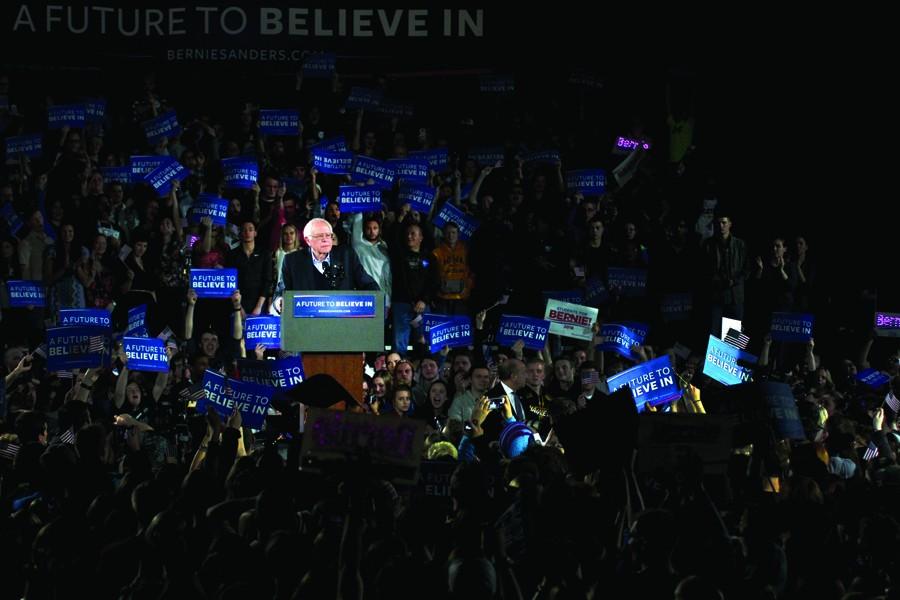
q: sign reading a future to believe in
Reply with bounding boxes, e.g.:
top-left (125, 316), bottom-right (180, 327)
top-left (293, 294), bottom-right (376, 318)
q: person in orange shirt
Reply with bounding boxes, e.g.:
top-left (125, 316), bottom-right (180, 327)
top-left (431, 222), bottom-right (473, 315)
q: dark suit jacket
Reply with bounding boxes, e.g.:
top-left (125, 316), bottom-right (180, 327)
top-left (281, 246), bottom-right (380, 292)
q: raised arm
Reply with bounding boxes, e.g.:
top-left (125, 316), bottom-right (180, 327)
top-left (184, 288), bottom-right (197, 340)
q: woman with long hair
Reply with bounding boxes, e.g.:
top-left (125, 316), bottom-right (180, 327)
top-left (44, 222), bottom-right (86, 312)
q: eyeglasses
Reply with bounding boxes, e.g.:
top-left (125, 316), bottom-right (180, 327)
top-left (308, 233), bottom-right (331, 240)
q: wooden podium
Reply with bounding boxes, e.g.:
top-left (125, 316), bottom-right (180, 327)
top-left (281, 291), bottom-right (385, 407)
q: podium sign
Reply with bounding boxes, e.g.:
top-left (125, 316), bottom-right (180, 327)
top-left (282, 290), bottom-right (385, 352)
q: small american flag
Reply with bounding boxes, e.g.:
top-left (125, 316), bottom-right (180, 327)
top-left (277, 350), bottom-right (293, 359)
top-left (88, 336), bottom-right (105, 353)
top-left (0, 442), bottom-right (20, 461)
top-left (724, 328), bottom-right (750, 350)
top-left (181, 385), bottom-right (207, 402)
top-left (885, 392), bottom-right (900, 413)
top-left (581, 370), bottom-right (600, 386)
top-left (56, 370), bottom-right (73, 379)
top-left (57, 428), bottom-right (76, 445)
top-left (156, 326), bottom-right (175, 342)
top-left (863, 441), bottom-right (880, 462)
top-left (33, 344), bottom-right (48, 359)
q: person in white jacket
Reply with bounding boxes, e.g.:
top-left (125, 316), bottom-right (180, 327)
top-left (350, 212), bottom-right (392, 309)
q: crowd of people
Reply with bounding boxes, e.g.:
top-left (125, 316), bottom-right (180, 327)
top-left (0, 61), bottom-right (897, 600)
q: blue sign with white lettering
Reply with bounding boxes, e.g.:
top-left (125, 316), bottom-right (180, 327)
top-left (313, 150), bottom-right (354, 175)
top-left (222, 157), bottom-right (259, 189)
top-left (190, 193), bottom-right (229, 226)
top-left (191, 269), bottom-right (238, 298)
top-left (607, 355), bottom-right (681, 410)
top-left (352, 156), bottom-right (396, 189)
top-left (7, 280), bottom-right (44, 307)
top-left (124, 337), bottom-right (169, 373)
top-left (84, 98), bottom-right (106, 122)
top-left (607, 267), bottom-right (648, 297)
top-left (496, 315), bottom-right (550, 351)
top-left (237, 356), bottom-right (305, 389)
top-left (479, 75), bottom-right (515, 93)
top-left (583, 277), bottom-right (609, 307)
top-left (521, 149), bottom-right (560, 165)
top-left (47, 326), bottom-right (104, 371)
top-left (5, 134), bottom-right (43, 158)
top-left (565, 169), bottom-right (607, 195)
top-left (597, 324), bottom-right (646, 360)
top-left (770, 312), bottom-right (815, 342)
top-left (542, 290), bottom-right (584, 305)
top-left (311, 136), bottom-right (348, 152)
top-left (198, 370), bottom-right (273, 430)
top-left (410, 148), bottom-right (449, 171)
top-left (126, 304), bottom-right (149, 337)
top-left (59, 309), bottom-right (111, 331)
top-left (293, 294), bottom-right (377, 318)
top-left (389, 158), bottom-right (430, 184)
top-left (857, 368), bottom-right (890, 389)
top-left (131, 155), bottom-right (168, 183)
top-left (345, 86), bottom-right (383, 110)
top-left (760, 381), bottom-right (805, 440)
top-left (468, 147), bottom-right (505, 167)
top-left (661, 293), bottom-right (693, 322)
top-left (398, 183), bottom-right (436, 214)
top-left (337, 185), bottom-right (382, 213)
top-left (245, 316), bottom-right (281, 349)
top-left (428, 317), bottom-right (473, 352)
top-left (703, 335), bottom-right (757, 386)
top-left (48, 104), bottom-right (86, 129)
top-left (101, 166), bottom-right (132, 186)
top-left (303, 52), bottom-right (336, 78)
top-left (376, 101), bottom-right (415, 119)
top-left (258, 109), bottom-right (300, 136)
top-left (143, 157), bottom-right (188, 197)
top-left (142, 111), bottom-right (181, 143)
top-left (433, 202), bottom-right (479, 240)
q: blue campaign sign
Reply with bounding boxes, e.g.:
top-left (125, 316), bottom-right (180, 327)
top-left (312, 149), bottom-right (354, 175)
top-left (5, 134), bottom-right (43, 158)
top-left (607, 267), bottom-right (648, 297)
top-left (6, 280), bottom-right (44, 307)
top-left (130, 155), bottom-right (168, 182)
top-left (388, 158), bottom-right (430, 184)
top-left (258, 109), bottom-right (300, 136)
top-left (245, 316), bottom-right (281, 349)
top-left (351, 156), bottom-right (396, 189)
top-left (143, 157), bottom-right (188, 197)
top-left (468, 146), bottom-right (505, 167)
top-left (197, 370), bottom-right (273, 429)
top-left (479, 74), bottom-right (515, 93)
top-left (521, 149), bottom-right (560, 165)
top-left (311, 136), bottom-right (348, 152)
top-left (345, 86), bottom-right (383, 110)
top-left (770, 312), bottom-right (815, 342)
top-left (190, 193), bottom-right (229, 226)
top-left (376, 101), bottom-right (415, 119)
top-left (398, 183), bottom-right (436, 214)
top-left (191, 269), bottom-right (238, 298)
top-left (661, 293), bottom-right (693, 322)
top-left (428, 317), bottom-right (473, 352)
top-left (496, 315), bottom-right (550, 351)
top-left (597, 324), bottom-right (646, 360)
top-left (293, 294), bottom-right (377, 318)
top-left (126, 304), bottom-right (149, 337)
top-left (124, 337), bottom-right (169, 373)
top-left (760, 381), bottom-right (805, 440)
top-left (542, 290), bottom-right (584, 305)
top-left (84, 98), bottom-right (106, 122)
top-left (101, 166), bottom-right (132, 186)
top-left (433, 202), bottom-right (479, 240)
top-left (48, 104), bottom-right (86, 129)
top-left (302, 52), bottom-right (336, 78)
top-left (47, 326), bottom-right (104, 371)
top-left (142, 111), bottom-right (181, 143)
top-left (583, 277), bottom-right (610, 307)
top-left (703, 335), bottom-right (758, 386)
top-left (222, 157), bottom-right (259, 189)
top-left (410, 148), bottom-right (450, 171)
top-left (857, 368), bottom-right (890, 389)
top-left (565, 169), bottom-right (607, 195)
top-left (337, 185), bottom-right (382, 213)
top-left (607, 355), bottom-right (681, 410)
top-left (1, 203), bottom-right (23, 235)
top-left (59, 309), bottom-right (111, 331)
top-left (459, 183), bottom-right (474, 200)
top-left (422, 313), bottom-right (454, 335)
top-left (237, 356), bottom-right (305, 388)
